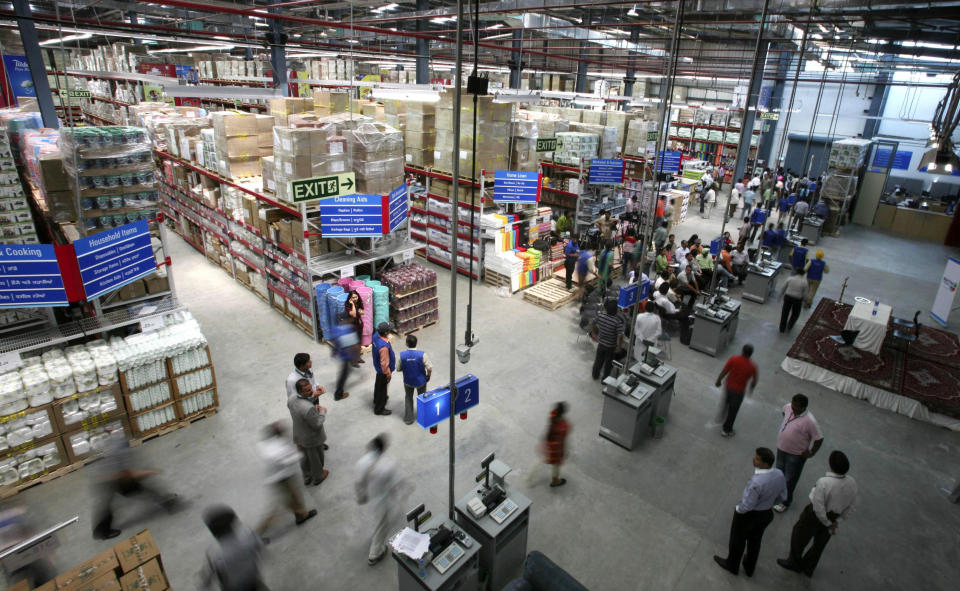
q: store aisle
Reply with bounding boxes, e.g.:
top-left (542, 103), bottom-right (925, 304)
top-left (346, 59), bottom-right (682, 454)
top-left (9, 223), bottom-right (960, 591)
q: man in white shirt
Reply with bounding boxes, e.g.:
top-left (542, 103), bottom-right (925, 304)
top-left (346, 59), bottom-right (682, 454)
top-left (748, 176), bottom-right (761, 190)
top-left (735, 180), bottom-right (746, 195)
top-left (633, 303), bottom-right (662, 362)
top-left (731, 244), bottom-right (750, 283)
top-left (728, 187), bottom-right (740, 220)
top-left (256, 422), bottom-right (316, 537)
top-left (777, 450), bottom-right (857, 577)
top-left (674, 240), bottom-right (689, 266)
top-left (355, 434), bottom-right (401, 566)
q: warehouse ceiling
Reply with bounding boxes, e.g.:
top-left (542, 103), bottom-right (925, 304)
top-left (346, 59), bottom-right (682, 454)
top-left (4, 0), bottom-right (960, 87)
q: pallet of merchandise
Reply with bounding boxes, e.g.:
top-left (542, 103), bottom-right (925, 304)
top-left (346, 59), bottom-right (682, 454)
top-left (405, 320), bottom-right (438, 335)
top-left (522, 278), bottom-right (577, 311)
top-left (130, 407), bottom-right (217, 447)
top-left (176, 387), bottom-right (219, 422)
top-left (0, 456), bottom-right (92, 500)
top-left (483, 268), bottom-right (511, 289)
top-left (128, 400), bottom-right (179, 440)
top-left (166, 344), bottom-right (212, 378)
top-left (171, 364), bottom-right (217, 399)
top-left (119, 362), bottom-right (168, 396)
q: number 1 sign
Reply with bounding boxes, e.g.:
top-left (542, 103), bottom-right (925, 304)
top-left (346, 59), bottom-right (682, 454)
top-left (416, 374), bottom-right (480, 430)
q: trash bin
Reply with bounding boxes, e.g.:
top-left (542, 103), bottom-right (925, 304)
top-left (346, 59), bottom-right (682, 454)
top-left (652, 416), bottom-right (666, 438)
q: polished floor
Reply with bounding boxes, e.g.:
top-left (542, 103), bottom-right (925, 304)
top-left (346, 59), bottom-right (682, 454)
top-left (8, 201), bottom-right (960, 591)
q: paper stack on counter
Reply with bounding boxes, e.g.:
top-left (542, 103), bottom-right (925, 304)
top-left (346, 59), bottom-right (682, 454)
top-left (390, 527), bottom-right (431, 560)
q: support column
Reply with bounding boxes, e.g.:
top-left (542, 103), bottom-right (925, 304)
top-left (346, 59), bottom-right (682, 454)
top-left (622, 27), bottom-right (640, 110)
top-left (758, 46), bottom-right (791, 166)
top-left (13, 0), bottom-right (57, 128)
top-left (416, 0), bottom-right (429, 84)
top-left (862, 63), bottom-right (892, 139)
top-left (268, 0), bottom-right (288, 96)
top-left (508, 29), bottom-right (523, 89)
top-left (575, 41), bottom-right (589, 93)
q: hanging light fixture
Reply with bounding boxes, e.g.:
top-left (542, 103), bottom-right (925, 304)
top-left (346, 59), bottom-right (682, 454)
top-left (918, 72), bottom-right (960, 175)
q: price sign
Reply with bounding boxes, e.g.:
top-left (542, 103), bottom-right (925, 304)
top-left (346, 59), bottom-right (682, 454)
top-left (340, 265), bottom-right (355, 278)
top-left (140, 316), bottom-right (165, 333)
top-left (0, 351), bottom-right (23, 373)
top-left (402, 250), bottom-right (415, 263)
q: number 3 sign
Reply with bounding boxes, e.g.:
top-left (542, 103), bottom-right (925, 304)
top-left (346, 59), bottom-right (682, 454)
top-left (416, 374), bottom-right (479, 430)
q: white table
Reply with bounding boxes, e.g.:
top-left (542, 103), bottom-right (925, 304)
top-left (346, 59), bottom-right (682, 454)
top-left (843, 301), bottom-right (892, 355)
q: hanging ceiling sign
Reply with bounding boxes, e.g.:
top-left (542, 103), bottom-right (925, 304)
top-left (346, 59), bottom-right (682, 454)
top-left (73, 219), bottom-right (157, 300)
top-left (289, 172), bottom-right (356, 204)
top-left (493, 170), bottom-right (541, 204)
top-left (319, 193), bottom-right (388, 238)
top-left (589, 159), bottom-right (624, 185)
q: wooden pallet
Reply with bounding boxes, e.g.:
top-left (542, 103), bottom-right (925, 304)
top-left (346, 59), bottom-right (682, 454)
top-left (0, 458), bottom-right (94, 499)
top-left (404, 320), bottom-right (437, 335)
top-left (484, 268), bottom-right (511, 289)
top-left (522, 278), bottom-right (577, 311)
top-left (130, 408), bottom-right (218, 447)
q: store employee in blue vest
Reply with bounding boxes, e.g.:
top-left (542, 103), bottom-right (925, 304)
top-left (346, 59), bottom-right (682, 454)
top-left (371, 322), bottom-right (397, 416)
top-left (399, 334), bottom-right (433, 425)
top-left (803, 250), bottom-right (829, 308)
top-left (791, 238), bottom-right (809, 270)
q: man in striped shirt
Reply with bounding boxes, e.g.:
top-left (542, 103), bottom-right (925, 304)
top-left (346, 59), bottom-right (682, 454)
top-left (590, 298), bottom-right (625, 381)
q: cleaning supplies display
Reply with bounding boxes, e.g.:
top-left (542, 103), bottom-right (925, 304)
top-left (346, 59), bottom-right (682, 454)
top-left (0, 118), bottom-right (38, 244)
top-left (381, 263), bottom-right (439, 334)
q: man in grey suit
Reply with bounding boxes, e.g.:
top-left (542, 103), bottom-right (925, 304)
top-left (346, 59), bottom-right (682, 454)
top-left (287, 378), bottom-right (329, 486)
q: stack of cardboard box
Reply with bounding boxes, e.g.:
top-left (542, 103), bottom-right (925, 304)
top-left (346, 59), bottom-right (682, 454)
top-left (404, 103), bottom-right (436, 168)
top-left (210, 112), bottom-right (261, 180)
top-left (624, 119), bottom-right (658, 158)
top-left (272, 125), bottom-right (349, 203)
top-left (434, 93), bottom-right (512, 177)
top-left (268, 97), bottom-right (313, 127)
top-left (341, 120), bottom-right (404, 196)
top-left (554, 132), bottom-right (599, 165)
top-left (384, 100), bottom-right (405, 131)
top-left (28, 530), bottom-right (169, 591)
top-left (312, 90), bottom-right (351, 116)
top-left (510, 119), bottom-right (539, 172)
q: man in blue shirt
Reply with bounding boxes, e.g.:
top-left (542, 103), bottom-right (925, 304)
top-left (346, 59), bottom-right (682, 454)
top-left (812, 199), bottom-right (830, 219)
top-left (563, 236), bottom-right (579, 290)
top-left (761, 223), bottom-right (778, 249)
top-left (714, 448), bottom-right (787, 577)
top-left (398, 335), bottom-right (432, 425)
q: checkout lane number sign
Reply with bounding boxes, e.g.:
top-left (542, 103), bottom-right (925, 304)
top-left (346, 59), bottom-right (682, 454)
top-left (416, 374), bottom-right (479, 430)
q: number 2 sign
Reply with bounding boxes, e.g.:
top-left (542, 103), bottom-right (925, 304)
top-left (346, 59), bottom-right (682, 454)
top-left (416, 374), bottom-right (479, 430)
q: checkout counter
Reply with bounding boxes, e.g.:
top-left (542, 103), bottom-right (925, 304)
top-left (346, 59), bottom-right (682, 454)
top-left (454, 456), bottom-right (531, 591)
top-left (799, 216), bottom-right (823, 245)
top-left (690, 295), bottom-right (741, 357)
top-left (391, 507), bottom-right (482, 591)
top-left (743, 259), bottom-right (782, 304)
top-left (599, 346), bottom-right (678, 449)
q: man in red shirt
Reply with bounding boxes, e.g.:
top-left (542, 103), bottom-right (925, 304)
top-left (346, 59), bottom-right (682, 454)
top-left (715, 344), bottom-right (759, 437)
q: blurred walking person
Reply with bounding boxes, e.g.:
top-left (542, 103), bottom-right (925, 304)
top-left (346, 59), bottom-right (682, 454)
top-left (355, 434), bottom-right (401, 566)
top-left (200, 505), bottom-right (267, 591)
top-left (255, 422), bottom-right (316, 539)
top-left (541, 402), bottom-right (571, 488)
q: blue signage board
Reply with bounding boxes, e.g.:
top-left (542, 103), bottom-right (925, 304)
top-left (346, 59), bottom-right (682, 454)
top-left (0, 244), bottom-right (68, 308)
top-left (657, 151), bottom-right (682, 173)
top-left (74, 220), bottom-right (156, 300)
top-left (493, 170), bottom-right (540, 203)
top-left (872, 148), bottom-right (913, 172)
top-left (589, 159), bottom-right (624, 185)
top-left (319, 193), bottom-right (386, 238)
top-left (2, 55), bottom-right (35, 98)
top-left (618, 283), bottom-right (639, 309)
top-left (416, 374), bottom-right (480, 430)
top-left (638, 279), bottom-right (651, 301)
top-left (710, 237), bottom-right (723, 256)
top-left (388, 183), bottom-right (408, 233)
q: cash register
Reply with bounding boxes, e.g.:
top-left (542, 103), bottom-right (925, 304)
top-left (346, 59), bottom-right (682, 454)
top-left (630, 339), bottom-right (671, 380)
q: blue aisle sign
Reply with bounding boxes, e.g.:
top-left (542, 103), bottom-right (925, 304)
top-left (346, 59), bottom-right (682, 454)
top-left (638, 279), bottom-right (651, 301)
top-left (618, 283), bottom-right (639, 309)
top-left (0, 244), bottom-right (68, 308)
top-left (589, 159), bottom-right (624, 185)
top-left (319, 193), bottom-right (386, 238)
top-left (710, 237), bottom-right (723, 256)
top-left (871, 147), bottom-right (913, 172)
top-left (74, 220), bottom-right (156, 300)
top-left (417, 374), bottom-right (480, 430)
top-left (388, 183), bottom-right (409, 233)
top-left (657, 151), bottom-right (682, 173)
top-left (493, 170), bottom-right (540, 203)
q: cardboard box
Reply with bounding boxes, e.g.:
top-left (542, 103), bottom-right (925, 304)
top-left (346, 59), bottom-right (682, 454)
top-left (5, 578), bottom-right (30, 591)
top-left (38, 154), bottom-right (71, 191)
top-left (211, 111), bottom-right (257, 138)
top-left (118, 559), bottom-right (167, 591)
top-left (116, 280), bottom-right (147, 301)
top-left (69, 573), bottom-right (121, 591)
top-left (219, 156), bottom-right (261, 180)
top-left (216, 135), bottom-right (259, 158)
top-left (112, 530), bottom-right (161, 574)
top-left (53, 383), bottom-right (123, 434)
top-left (55, 550), bottom-right (120, 591)
top-left (143, 274), bottom-right (169, 295)
top-left (61, 415), bottom-right (130, 464)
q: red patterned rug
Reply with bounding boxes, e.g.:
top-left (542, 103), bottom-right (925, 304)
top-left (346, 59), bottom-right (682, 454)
top-left (789, 298), bottom-right (960, 419)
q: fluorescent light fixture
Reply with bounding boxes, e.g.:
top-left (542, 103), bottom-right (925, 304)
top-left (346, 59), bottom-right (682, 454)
top-left (370, 88), bottom-right (441, 102)
top-left (430, 17), bottom-right (456, 23)
top-left (346, 39), bottom-right (360, 44)
top-left (254, 22), bottom-right (269, 28)
top-left (485, 24), bottom-right (504, 30)
top-left (372, 3), bottom-right (399, 12)
top-left (604, 29), bottom-right (630, 36)
top-left (628, 5), bottom-right (639, 16)
top-left (213, 36), bottom-right (231, 41)
top-left (150, 45), bottom-right (234, 54)
top-left (818, 23), bottom-right (830, 33)
top-left (39, 33), bottom-right (91, 46)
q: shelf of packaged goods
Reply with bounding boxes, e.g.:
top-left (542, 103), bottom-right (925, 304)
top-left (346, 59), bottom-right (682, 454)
top-left (264, 249), bottom-right (308, 280)
top-left (82, 111), bottom-right (120, 126)
top-left (426, 240), bottom-right (479, 262)
top-left (392, 283), bottom-right (438, 300)
top-left (404, 166), bottom-right (483, 188)
top-left (231, 250), bottom-right (263, 273)
top-left (410, 230), bottom-right (426, 242)
top-left (198, 78), bottom-right (271, 87)
top-left (178, 232), bottom-right (205, 254)
top-left (426, 256), bottom-right (479, 279)
top-left (410, 206), bottom-right (429, 217)
top-left (409, 220), bottom-right (427, 230)
top-left (540, 161), bottom-right (583, 174)
top-left (422, 209), bottom-right (480, 229)
top-left (265, 266), bottom-right (310, 298)
top-left (394, 306), bottom-right (440, 324)
top-left (90, 95), bottom-right (132, 107)
top-left (541, 186), bottom-right (579, 198)
top-left (267, 285), bottom-right (311, 316)
top-left (426, 223), bottom-right (478, 244)
top-left (391, 295), bottom-right (439, 312)
top-left (426, 193), bottom-right (484, 212)
top-left (232, 234), bottom-right (264, 257)
top-left (154, 150), bottom-right (302, 218)
top-left (200, 97), bottom-right (267, 111)
top-left (101, 290), bottom-right (172, 311)
top-left (160, 186), bottom-right (231, 243)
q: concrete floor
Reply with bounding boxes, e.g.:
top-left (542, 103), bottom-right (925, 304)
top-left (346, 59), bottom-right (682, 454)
top-left (9, 202), bottom-right (960, 591)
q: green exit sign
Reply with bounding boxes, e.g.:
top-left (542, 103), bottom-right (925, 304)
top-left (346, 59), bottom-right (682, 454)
top-left (536, 137), bottom-right (557, 152)
top-left (288, 172), bottom-right (356, 204)
top-left (760, 112), bottom-right (779, 120)
top-left (59, 89), bottom-right (91, 98)
top-left (646, 130), bottom-right (659, 142)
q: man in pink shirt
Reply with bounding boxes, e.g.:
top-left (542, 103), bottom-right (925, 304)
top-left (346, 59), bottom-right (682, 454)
top-left (774, 394), bottom-right (823, 513)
